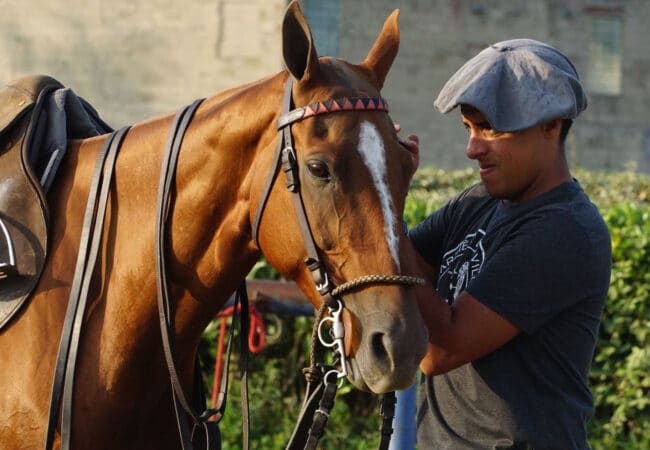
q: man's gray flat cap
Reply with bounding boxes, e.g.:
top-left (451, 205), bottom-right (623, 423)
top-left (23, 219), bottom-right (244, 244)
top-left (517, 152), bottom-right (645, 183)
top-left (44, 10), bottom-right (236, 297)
top-left (434, 39), bottom-right (587, 132)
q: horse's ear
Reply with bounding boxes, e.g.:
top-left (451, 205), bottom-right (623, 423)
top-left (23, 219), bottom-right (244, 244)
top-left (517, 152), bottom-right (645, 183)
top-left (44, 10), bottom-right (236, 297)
top-left (361, 9), bottom-right (400, 89)
top-left (282, 1), bottom-right (319, 82)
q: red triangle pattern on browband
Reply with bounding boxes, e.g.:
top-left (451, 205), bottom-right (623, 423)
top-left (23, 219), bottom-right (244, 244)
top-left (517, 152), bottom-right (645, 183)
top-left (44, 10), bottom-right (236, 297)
top-left (298, 96), bottom-right (389, 121)
top-left (329, 101), bottom-right (342, 112)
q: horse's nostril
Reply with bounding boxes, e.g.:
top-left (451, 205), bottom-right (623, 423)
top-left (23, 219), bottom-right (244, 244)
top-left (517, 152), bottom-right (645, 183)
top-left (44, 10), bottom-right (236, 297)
top-left (370, 332), bottom-right (389, 363)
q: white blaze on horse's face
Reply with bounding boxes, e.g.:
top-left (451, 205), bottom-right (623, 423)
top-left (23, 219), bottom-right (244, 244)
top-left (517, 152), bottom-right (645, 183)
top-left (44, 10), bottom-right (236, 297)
top-left (357, 121), bottom-right (400, 271)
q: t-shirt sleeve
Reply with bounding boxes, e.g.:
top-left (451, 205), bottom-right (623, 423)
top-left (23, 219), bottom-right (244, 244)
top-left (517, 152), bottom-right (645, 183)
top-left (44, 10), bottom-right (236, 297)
top-left (409, 184), bottom-right (488, 267)
top-left (408, 203), bottom-right (449, 267)
top-left (464, 210), bottom-right (610, 334)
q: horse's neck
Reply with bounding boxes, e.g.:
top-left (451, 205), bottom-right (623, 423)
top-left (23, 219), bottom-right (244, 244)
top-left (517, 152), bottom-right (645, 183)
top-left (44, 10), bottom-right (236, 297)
top-left (159, 84), bottom-right (285, 335)
top-left (57, 74), bottom-right (284, 366)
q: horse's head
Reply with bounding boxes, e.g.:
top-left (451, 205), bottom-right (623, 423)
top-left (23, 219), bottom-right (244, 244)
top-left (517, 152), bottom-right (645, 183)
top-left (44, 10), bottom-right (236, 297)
top-left (252, 2), bottom-right (427, 393)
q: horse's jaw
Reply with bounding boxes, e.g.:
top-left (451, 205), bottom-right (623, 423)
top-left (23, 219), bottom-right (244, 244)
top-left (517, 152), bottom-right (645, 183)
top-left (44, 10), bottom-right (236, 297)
top-left (341, 291), bottom-right (428, 394)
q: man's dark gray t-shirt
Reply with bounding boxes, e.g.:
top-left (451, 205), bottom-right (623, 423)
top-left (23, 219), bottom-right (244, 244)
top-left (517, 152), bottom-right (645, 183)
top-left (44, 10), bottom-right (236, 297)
top-left (409, 181), bottom-right (611, 449)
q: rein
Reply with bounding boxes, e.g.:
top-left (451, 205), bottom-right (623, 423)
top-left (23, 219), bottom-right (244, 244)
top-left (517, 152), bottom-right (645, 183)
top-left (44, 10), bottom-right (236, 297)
top-left (45, 125), bottom-right (131, 450)
top-left (155, 98), bottom-right (237, 450)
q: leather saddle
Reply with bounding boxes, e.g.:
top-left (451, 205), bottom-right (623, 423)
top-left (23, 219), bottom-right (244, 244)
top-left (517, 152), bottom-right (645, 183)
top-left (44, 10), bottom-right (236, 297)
top-left (0, 75), bottom-right (111, 329)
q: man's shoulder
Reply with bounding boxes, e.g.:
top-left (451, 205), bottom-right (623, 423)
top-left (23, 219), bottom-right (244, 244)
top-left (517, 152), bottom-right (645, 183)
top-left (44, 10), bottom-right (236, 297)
top-left (457, 181), bottom-right (489, 200)
top-left (533, 181), bottom-right (610, 243)
top-left (448, 182), bottom-right (496, 216)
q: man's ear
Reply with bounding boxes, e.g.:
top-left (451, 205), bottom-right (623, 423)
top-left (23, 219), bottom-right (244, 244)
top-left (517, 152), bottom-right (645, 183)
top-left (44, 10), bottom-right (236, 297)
top-left (542, 119), bottom-right (562, 139)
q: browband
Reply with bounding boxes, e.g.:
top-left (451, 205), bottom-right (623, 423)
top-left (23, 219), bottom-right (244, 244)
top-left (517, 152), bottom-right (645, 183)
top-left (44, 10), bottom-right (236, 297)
top-left (277, 95), bottom-right (389, 129)
top-left (252, 77), bottom-right (391, 249)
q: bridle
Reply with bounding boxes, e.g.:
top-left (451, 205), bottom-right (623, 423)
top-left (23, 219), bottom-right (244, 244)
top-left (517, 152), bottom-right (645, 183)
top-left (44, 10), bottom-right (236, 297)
top-left (252, 76), bottom-right (423, 313)
top-left (251, 76), bottom-right (424, 450)
top-left (44, 74), bottom-right (424, 450)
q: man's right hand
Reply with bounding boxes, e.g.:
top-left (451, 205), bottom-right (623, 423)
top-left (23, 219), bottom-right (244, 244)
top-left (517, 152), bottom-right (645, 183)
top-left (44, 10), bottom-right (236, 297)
top-left (393, 122), bottom-right (420, 172)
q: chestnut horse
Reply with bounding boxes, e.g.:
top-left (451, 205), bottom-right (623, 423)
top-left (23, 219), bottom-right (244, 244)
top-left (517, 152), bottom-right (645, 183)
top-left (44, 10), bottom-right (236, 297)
top-left (0, 3), bottom-right (427, 449)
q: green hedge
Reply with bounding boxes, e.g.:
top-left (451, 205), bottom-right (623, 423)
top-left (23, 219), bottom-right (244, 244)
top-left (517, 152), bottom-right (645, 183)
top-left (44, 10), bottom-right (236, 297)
top-left (589, 202), bottom-right (650, 449)
top-left (201, 167), bottom-right (650, 449)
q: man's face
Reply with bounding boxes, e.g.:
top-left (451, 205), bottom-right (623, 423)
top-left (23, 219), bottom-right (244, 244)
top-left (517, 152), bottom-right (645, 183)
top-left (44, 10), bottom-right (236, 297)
top-left (460, 105), bottom-right (556, 204)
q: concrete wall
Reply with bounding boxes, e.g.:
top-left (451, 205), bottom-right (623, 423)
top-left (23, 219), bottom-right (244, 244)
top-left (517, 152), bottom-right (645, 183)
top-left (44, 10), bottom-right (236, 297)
top-left (0, 0), bottom-right (286, 127)
top-left (2, 0), bottom-right (649, 172)
top-left (339, 0), bottom-right (650, 173)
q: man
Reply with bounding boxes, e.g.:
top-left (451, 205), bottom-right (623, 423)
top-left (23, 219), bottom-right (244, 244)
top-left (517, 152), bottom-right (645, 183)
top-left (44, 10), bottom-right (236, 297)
top-left (405, 39), bottom-right (612, 449)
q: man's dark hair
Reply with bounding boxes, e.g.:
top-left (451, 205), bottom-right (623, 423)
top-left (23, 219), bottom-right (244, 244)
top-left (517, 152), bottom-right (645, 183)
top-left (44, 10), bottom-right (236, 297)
top-left (560, 119), bottom-right (573, 145)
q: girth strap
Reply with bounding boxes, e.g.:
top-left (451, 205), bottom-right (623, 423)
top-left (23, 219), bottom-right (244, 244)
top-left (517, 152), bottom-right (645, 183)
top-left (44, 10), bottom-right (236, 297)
top-left (45, 125), bottom-right (131, 450)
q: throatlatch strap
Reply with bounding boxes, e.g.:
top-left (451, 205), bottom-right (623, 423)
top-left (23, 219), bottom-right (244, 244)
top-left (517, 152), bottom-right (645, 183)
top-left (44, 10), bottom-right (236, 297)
top-left (45, 126), bottom-right (131, 450)
top-left (251, 75), bottom-right (294, 248)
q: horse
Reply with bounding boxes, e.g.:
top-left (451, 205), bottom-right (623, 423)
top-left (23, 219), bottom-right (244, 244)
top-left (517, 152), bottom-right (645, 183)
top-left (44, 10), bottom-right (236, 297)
top-left (0, 2), bottom-right (428, 449)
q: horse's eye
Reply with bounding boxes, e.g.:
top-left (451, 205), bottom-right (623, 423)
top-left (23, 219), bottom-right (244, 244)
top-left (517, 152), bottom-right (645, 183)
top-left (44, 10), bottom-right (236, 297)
top-left (306, 160), bottom-right (331, 180)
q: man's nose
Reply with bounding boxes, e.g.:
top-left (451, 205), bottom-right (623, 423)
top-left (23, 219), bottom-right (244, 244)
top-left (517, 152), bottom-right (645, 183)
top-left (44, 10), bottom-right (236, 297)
top-left (466, 136), bottom-right (488, 160)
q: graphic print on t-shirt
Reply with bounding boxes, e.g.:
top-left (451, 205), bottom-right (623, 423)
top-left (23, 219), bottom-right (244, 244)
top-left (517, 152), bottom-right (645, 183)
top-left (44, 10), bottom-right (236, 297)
top-left (438, 229), bottom-right (486, 303)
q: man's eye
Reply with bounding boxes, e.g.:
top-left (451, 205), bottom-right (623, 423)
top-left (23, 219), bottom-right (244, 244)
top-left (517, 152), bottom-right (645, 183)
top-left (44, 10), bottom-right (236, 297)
top-left (485, 128), bottom-right (503, 138)
top-left (307, 160), bottom-right (331, 180)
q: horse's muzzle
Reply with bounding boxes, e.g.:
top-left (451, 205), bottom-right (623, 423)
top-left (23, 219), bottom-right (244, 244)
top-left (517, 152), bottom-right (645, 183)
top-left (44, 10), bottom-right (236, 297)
top-left (342, 295), bottom-right (428, 393)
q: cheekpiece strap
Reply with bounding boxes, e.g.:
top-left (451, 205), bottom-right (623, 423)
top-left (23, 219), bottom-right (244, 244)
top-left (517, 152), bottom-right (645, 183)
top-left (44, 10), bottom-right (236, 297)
top-left (277, 96), bottom-right (389, 129)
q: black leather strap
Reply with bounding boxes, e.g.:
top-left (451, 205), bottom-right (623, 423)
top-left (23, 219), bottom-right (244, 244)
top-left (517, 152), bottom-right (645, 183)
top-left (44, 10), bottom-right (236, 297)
top-left (279, 137), bottom-right (336, 308)
top-left (378, 392), bottom-right (397, 450)
top-left (45, 125), bottom-right (131, 450)
top-left (155, 99), bottom-right (252, 450)
top-left (253, 75), bottom-right (336, 309)
top-left (237, 283), bottom-right (251, 450)
top-left (198, 282), bottom-right (250, 446)
top-left (285, 365), bottom-right (335, 450)
top-left (251, 75), bottom-right (293, 248)
top-left (303, 380), bottom-right (337, 450)
top-left (155, 98), bottom-right (206, 448)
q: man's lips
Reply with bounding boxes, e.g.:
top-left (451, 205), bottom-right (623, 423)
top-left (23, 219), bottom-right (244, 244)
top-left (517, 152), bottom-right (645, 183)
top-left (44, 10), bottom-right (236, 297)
top-left (479, 162), bottom-right (496, 176)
